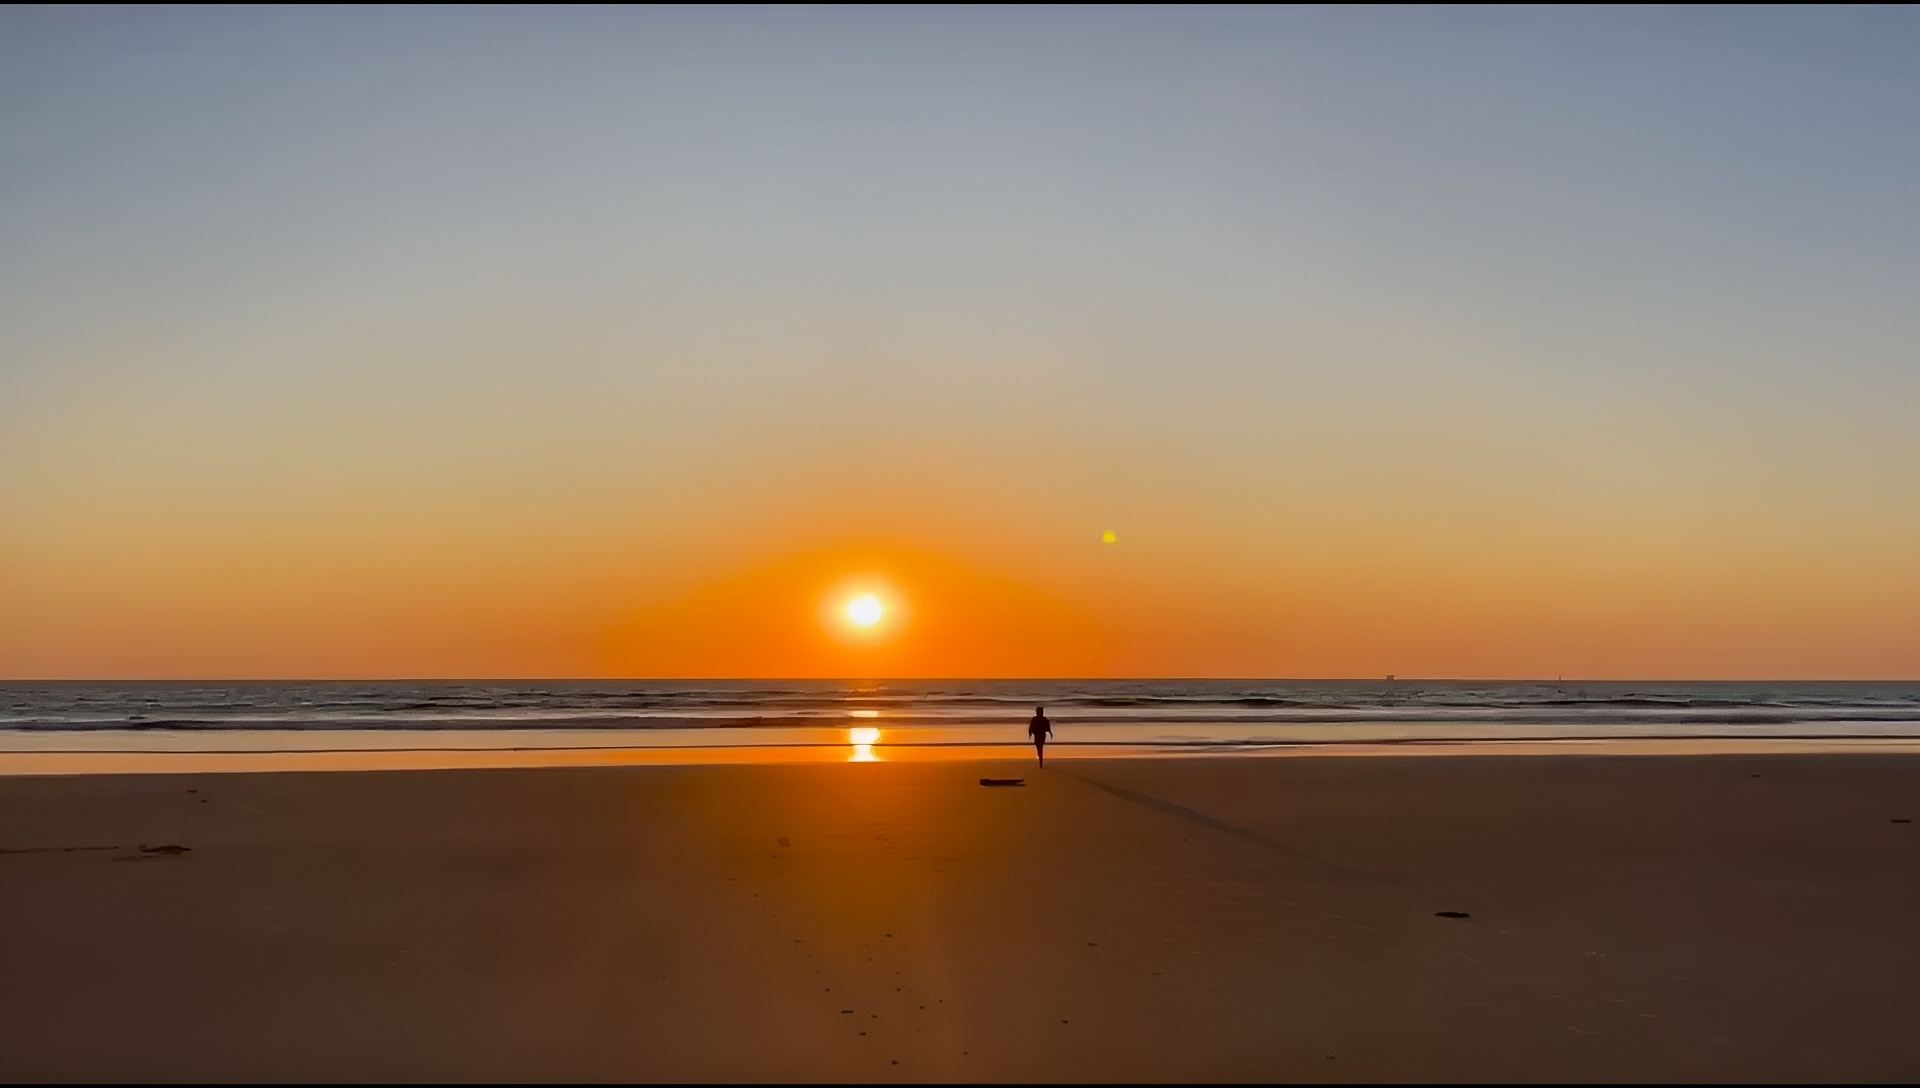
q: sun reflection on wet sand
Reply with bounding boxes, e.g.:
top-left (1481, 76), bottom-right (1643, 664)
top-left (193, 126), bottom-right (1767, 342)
top-left (848, 726), bottom-right (881, 762)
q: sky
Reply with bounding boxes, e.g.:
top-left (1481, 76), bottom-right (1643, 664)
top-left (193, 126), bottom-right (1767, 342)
top-left (3, 6), bottom-right (1918, 680)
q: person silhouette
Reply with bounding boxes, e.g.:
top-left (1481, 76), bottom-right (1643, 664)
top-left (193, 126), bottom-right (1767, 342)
top-left (1028, 705), bottom-right (1053, 767)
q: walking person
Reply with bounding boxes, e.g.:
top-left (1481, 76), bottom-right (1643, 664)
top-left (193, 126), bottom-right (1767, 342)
top-left (1028, 705), bottom-right (1053, 767)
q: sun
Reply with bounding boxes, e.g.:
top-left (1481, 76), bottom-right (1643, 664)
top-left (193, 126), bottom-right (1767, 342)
top-left (824, 579), bottom-right (900, 640)
top-left (845, 594), bottom-right (884, 628)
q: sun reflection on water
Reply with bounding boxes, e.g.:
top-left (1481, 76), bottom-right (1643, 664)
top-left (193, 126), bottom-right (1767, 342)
top-left (848, 726), bottom-right (881, 762)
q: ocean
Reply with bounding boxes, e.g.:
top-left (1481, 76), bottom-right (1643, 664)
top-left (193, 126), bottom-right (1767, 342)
top-left (5, 680), bottom-right (1920, 755)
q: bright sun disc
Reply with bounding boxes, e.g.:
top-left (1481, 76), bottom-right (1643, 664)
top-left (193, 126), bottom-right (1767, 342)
top-left (846, 594), bottom-right (884, 627)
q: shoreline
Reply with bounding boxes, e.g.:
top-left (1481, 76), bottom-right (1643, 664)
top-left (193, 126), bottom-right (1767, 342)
top-left (6, 733), bottom-right (1920, 776)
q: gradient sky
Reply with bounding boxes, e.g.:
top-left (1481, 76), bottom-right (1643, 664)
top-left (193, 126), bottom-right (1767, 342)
top-left (4, 6), bottom-right (1918, 679)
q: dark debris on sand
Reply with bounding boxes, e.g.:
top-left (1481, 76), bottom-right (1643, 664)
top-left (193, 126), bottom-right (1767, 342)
top-left (114, 844), bottom-right (194, 861)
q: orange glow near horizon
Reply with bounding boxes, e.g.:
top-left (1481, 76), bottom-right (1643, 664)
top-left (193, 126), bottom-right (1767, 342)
top-left (584, 542), bottom-right (1126, 679)
top-left (5, 524), bottom-right (1919, 679)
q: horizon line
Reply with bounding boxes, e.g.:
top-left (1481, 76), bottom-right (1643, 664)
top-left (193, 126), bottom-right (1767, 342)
top-left (3, 676), bottom-right (1918, 685)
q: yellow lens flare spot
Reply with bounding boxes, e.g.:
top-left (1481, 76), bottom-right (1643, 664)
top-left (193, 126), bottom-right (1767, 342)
top-left (846, 594), bottom-right (884, 627)
top-left (1101, 530), bottom-right (1117, 544)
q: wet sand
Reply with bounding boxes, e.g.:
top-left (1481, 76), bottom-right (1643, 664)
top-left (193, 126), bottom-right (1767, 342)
top-left (4, 754), bottom-right (1920, 1081)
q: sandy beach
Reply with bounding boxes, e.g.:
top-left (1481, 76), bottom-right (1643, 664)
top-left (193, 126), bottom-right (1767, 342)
top-left (4, 753), bottom-right (1920, 1082)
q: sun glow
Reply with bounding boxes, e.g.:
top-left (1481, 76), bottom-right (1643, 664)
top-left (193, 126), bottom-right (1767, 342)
top-left (849, 725), bottom-right (881, 762)
top-left (846, 594), bottom-right (884, 628)
top-left (817, 576), bottom-right (907, 648)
